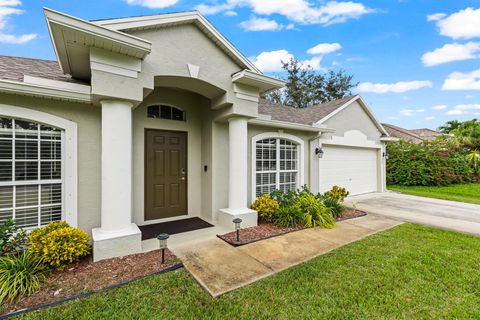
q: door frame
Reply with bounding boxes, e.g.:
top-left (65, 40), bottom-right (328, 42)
top-left (144, 128), bottom-right (188, 221)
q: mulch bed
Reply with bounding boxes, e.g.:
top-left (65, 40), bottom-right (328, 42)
top-left (1, 249), bottom-right (179, 317)
top-left (218, 209), bottom-right (367, 246)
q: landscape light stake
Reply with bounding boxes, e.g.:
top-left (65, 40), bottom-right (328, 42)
top-left (157, 233), bottom-right (170, 264)
top-left (233, 218), bottom-right (242, 242)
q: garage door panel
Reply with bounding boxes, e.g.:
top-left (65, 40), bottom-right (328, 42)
top-left (319, 146), bottom-right (378, 196)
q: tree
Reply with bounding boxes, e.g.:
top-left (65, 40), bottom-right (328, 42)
top-left (263, 58), bottom-right (358, 108)
top-left (438, 120), bottom-right (461, 133)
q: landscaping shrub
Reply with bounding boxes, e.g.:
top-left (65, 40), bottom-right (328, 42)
top-left (324, 186), bottom-right (350, 202)
top-left (0, 251), bottom-right (45, 303)
top-left (321, 196), bottom-right (345, 218)
top-left (250, 194), bottom-right (280, 223)
top-left (274, 204), bottom-right (304, 228)
top-left (0, 219), bottom-right (27, 256)
top-left (387, 140), bottom-right (474, 186)
top-left (28, 221), bottom-right (91, 269)
top-left (296, 193), bottom-right (335, 228)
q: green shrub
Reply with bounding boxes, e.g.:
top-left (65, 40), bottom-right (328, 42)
top-left (251, 194), bottom-right (280, 223)
top-left (387, 140), bottom-right (474, 186)
top-left (28, 221), bottom-right (91, 270)
top-left (270, 185), bottom-right (311, 207)
top-left (296, 194), bottom-right (335, 228)
top-left (324, 186), bottom-right (350, 202)
top-left (322, 197), bottom-right (345, 218)
top-left (0, 251), bottom-right (45, 303)
top-left (0, 219), bottom-right (27, 256)
top-left (274, 204), bottom-right (304, 228)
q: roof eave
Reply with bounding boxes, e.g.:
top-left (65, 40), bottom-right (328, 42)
top-left (250, 118), bottom-right (335, 133)
top-left (232, 70), bottom-right (285, 93)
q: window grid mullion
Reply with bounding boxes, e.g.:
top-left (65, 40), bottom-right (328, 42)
top-left (12, 118), bottom-right (16, 221)
top-left (37, 125), bottom-right (41, 227)
top-left (275, 139), bottom-right (280, 190)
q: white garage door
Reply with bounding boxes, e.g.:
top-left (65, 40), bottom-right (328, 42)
top-left (319, 145), bottom-right (378, 196)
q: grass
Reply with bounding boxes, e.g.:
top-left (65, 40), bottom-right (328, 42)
top-left (388, 183), bottom-right (480, 204)
top-left (16, 224), bottom-right (480, 319)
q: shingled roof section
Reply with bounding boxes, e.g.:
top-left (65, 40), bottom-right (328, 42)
top-left (258, 96), bottom-right (355, 126)
top-left (382, 123), bottom-right (424, 143)
top-left (409, 128), bottom-right (442, 141)
top-left (0, 55), bottom-right (88, 85)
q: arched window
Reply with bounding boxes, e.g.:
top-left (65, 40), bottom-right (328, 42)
top-left (254, 137), bottom-right (300, 197)
top-left (0, 117), bottom-right (63, 228)
top-left (147, 105), bottom-right (185, 121)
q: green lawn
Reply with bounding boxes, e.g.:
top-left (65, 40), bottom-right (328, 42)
top-left (388, 183), bottom-right (480, 204)
top-left (17, 224), bottom-right (480, 319)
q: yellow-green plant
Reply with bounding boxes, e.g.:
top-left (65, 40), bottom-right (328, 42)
top-left (251, 194), bottom-right (280, 223)
top-left (28, 221), bottom-right (91, 269)
top-left (466, 150), bottom-right (480, 175)
top-left (296, 194), bottom-right (335, 228)
top-left (0, 251), bottom-right (45, 303)
top-left (324, 186), bottom-right (350, 203)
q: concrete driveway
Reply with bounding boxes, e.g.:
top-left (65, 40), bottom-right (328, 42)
top-left (346, 192), bottom-right (480, 236)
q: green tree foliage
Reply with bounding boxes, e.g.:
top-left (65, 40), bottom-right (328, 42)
top-left (263, 58), bottom-right (358, 108)
top-left (438, 120), bottom-right (462, 133)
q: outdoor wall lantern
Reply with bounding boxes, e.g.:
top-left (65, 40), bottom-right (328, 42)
top-left (382, 152), bottom-right (389, 160)
top-left (233, 218), bottom-right (242, 242)
top-left (315, 147), bottom-right (324, 159)
top-left (157, 233), bottom-right (170, 264)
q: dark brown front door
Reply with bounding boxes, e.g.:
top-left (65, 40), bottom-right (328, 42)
top-left (145, 130), bottom-right (187, 220)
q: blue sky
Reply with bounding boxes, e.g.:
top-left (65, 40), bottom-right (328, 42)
top-left (1, 0), bottom-right (480, 130)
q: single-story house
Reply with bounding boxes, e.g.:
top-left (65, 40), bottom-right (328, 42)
top-left (382, 123), bottom-right (442, 143)
top-left (0, 9), bottom-right (393, 261)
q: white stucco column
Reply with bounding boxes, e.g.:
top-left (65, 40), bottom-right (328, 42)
top-left (227, 117), bottom-right (248, 209)
top-left (92, 99), bottom-right (141, 262)
top-left (218, 116), bottom-right (257, 230)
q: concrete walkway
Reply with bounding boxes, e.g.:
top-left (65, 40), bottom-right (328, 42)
top-left (346, 192), bottom-right (480, 236)
top-left (172, 215), bottom-right (402, 297)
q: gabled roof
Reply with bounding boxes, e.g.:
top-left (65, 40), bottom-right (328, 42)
top-left (382, 123), bottom-right (424, 143)
top-left (92, 11), bottom-right (261, 73)
top-left (409, 128), bottom-right (442, 141)
top-left (258, 96), bottom-right (355, 126)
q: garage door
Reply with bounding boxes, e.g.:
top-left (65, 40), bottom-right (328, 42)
top-left (319, 145), bottom-right (378, 196)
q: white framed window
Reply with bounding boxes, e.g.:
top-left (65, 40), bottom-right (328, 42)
top-left (252, 133), bottom-right (304, 199)
top-left (0, 117), bottom-right (63, 228)
top-left (0, 105), bottom-right (77, 229)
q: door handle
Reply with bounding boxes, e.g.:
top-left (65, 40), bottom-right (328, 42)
top-left (181, 168), bottom-right (186, 175)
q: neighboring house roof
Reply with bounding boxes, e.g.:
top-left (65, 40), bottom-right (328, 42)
top-left (409, 128), bottom-right (442, 141)
top-left (258, 96), bottom-right (356, 126)
top-left (382, 123), bottom-right (424, 143)
top-left (0, 55), bottom-right (87, 85)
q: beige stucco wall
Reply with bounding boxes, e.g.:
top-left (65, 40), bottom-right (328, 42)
top-left (0, 93), bottom-right (101, 232)
top-left (323, 101), bottom-right (383, 141)
top-left (247, 125), bottom-right (318, 205)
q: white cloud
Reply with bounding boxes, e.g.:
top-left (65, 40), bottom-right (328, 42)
top-left (196, 0), bottom-right (374, 26)
top-left (422, 42), bottom-right (480, 67)
top-left (0, 0), bottom-right (36, 44)
top-left (427, 13), bottom-right (446, 21)
top-left (442, 68), bottom-right (480, 90)
top-left (358, 80), bottom-right (433, 93)
top-left (445, 103), bottom-right (480, 115)
top-left (307, 42), bottom-right (342, 55)
top-left (125, 0), bottom-right (178, 8)
top-left (224, 10), bottom-right (237, 16)
top-left (240, 17), bottom-right (293, 31)
top-left (251, 49), bottom-right (325, 72)
top-left (425, 116), bottom-right (435, 121)
top-left (431, 104), bottom-right (447, 110)
top-left (466, 95), bottom-right (474, 99)
top-left (397, 108), bottom-right (426, 117)
top-left (433, 7), bottom-right (480, 40)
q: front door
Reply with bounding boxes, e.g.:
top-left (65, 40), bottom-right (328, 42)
top-left (145, 129), bottom-right (187, 220)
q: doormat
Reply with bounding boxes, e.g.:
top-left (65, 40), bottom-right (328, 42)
top-left (139, 217), bottom-right (213, 240)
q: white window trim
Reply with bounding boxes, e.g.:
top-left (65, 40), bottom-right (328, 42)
top-left (251, 132), bottom-right (304, 201)
top-left (0, 104), bottom-right (78, 227)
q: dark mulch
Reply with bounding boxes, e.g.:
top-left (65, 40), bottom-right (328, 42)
top-left (139, 217), bottom-right (213, 240)
top-left (335, 208), bottom-right (367, 222)
top-left (1, 249), bottom-right (178, 316)
top-left (218, 209), bottom-right (368, 246)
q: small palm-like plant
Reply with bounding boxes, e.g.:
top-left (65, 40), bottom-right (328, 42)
top-left (0, 251), bottom-right (45, 303)
top-left (466, 150), bottom-right (480, 175)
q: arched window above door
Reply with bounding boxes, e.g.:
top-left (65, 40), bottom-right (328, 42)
top-left (147, 105), bottom-right (186, 121)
